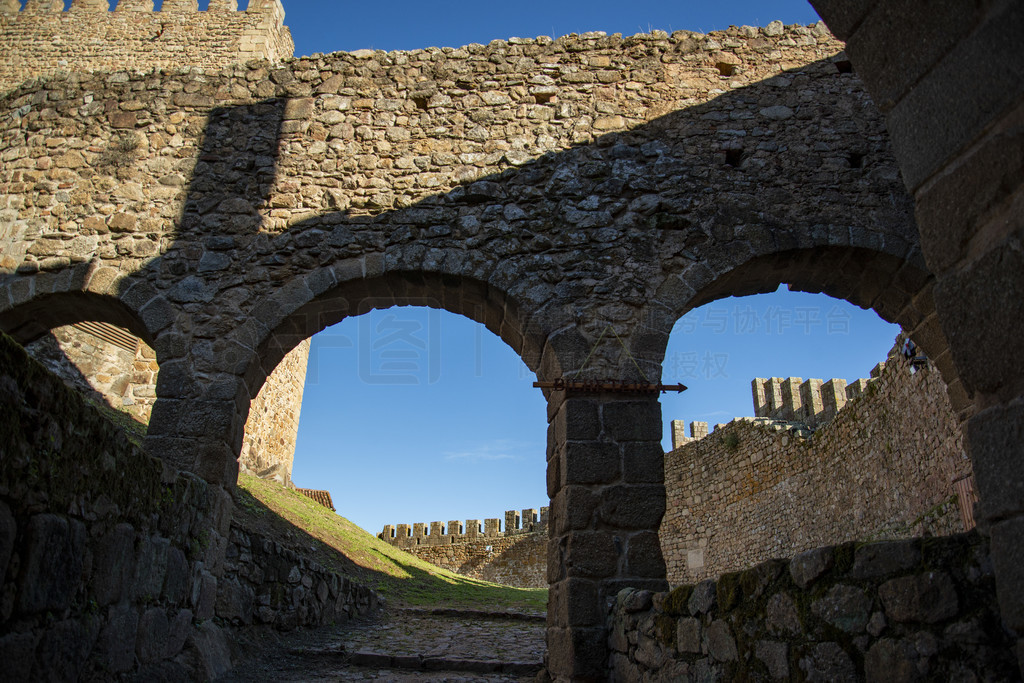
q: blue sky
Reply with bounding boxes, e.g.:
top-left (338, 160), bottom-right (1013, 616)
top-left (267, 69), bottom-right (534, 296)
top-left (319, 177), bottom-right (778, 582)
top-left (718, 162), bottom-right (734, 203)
top-left (265, 1), bottom-right (903, 535)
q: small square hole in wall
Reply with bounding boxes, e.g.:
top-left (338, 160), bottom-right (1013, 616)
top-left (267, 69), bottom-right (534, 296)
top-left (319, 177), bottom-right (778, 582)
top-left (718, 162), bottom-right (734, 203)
top-left (835, 60), bottom-right (853, 74)
top-left (716, 62), bottom-right (737, 77)
top-left (848, 152), bottom-right (865, 169)
top-left (485, 545), bottom-right (493, 552)
top-left (724, 148), bottom-right (744, 167)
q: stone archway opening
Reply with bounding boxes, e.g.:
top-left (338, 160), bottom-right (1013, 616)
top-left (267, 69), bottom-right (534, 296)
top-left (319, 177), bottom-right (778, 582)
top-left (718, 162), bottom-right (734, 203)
top-left (658, 284), bottom-right (974, 586)
top-left (281, 304), bottom-right (550, 591)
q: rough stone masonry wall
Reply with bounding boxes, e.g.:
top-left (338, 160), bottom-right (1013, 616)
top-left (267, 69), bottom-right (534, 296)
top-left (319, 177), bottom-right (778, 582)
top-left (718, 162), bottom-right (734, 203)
top-left (609, 533), bottom-right (1019, 682)
top-left (25, 321), bottom-right (159, 421)
top-left (0, 0), bottom-right (294, 94)
top-left (0, 330), bottom-right (377, 681)
top-left (409, 533), bottom-right (548, 590)
top-left (22, 322), bottom-right (311, 483)
top-left (238, 336), bottom-right (309, 485)
top-left (380, 508), bottom-right (549, 588)
top-left (662, 342), bottom-right (971, 585)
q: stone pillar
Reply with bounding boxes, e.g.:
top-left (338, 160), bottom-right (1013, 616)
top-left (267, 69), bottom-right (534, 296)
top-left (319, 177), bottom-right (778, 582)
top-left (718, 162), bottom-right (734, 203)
top-left (670, 419), bottom-right (688, 449)
top-left (23, 0), bottom-right (63, 11)
top-left (799, 378), bottom-right (824, 424)
top-left (207, 0), bottom-right (238, 10)
top-left (0, 0), bottom-right (20, 13)
top-left (767, 378), bottom-right (784, 419)
top-left (780, 377), bottom-right (803, 422)
top-left (115, 0), bottom-right (154, 10)
top-left (546, 393), bottom-right (667, 681)
top-left (505, 510), bottom-right (521, 533)
top-left (160, 0), bottom-right (197, 11)
top-left (484, 518), bottom-right (501, 536)
top-left (70, 0), bottom-right (110, 10)
top-left (447, 519), bottom-right (462, 537)
top-left (820, 378), bottom-right (847, 420)
top-left (751, 378), bottom-right (769, 416)
top-left (810, 0), bottom-right (1024, 665)
top-left (690, 421), bottom-right (708, 439)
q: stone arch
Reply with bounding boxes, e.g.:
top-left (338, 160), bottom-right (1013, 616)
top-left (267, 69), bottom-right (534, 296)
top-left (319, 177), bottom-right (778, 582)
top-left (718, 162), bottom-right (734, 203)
top-left (0, 265), bottom-right (157, 348)
top-left (637, 245), bottom-right (967, 414)
top-left (142, 250), bottom-right (566, 485)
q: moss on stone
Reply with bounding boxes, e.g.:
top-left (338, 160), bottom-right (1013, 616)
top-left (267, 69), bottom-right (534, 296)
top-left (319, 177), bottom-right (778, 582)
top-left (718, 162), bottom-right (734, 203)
top-left (655, 614), bottom-right (677, 647)
top-left (833, 542), bottom-right (856, 575)
top-left (662, 584), bottom-right (693, 616)
top-left (717, 571), bottom-right (742, 611)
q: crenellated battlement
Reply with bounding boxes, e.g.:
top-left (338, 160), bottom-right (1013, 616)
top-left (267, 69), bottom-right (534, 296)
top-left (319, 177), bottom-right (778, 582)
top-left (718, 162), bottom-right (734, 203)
top-left (379, 507), bottom-right (549, 550)
top-left (751, 363), bottom-right (885, 427)
top-left (0, 0), bottom-right (292, 92)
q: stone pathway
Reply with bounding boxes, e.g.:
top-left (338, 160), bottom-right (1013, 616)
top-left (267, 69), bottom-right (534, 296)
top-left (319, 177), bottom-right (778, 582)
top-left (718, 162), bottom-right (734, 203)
top-left (222, 608), bottom-right (546, 681)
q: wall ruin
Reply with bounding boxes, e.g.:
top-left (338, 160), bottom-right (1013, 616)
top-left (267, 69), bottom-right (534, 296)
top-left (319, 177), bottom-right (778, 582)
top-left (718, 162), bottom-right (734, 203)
top-left (662, 339), bottom-right (972, 585)
top-left (380, 508), bottom-right (549, 589)
top-left (0, 0), bottom-right (293, 94)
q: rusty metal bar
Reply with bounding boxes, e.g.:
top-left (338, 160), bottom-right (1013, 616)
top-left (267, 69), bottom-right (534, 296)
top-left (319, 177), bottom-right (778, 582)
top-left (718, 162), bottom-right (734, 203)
top-left (533, 379), bottom-right (687, 394)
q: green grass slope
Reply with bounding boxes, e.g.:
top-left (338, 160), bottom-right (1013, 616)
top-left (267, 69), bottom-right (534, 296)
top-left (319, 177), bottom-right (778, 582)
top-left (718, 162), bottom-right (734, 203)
top-left (234, 473), bottom-right (547, 612)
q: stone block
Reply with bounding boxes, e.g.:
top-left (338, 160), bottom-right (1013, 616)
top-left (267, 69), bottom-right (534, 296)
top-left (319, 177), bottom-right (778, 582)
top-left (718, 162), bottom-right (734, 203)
top-left (546, 625), bottom-right (608, 680)
top-left (564, 531), bottom-right (618, 579)
top-left (879, 571), bottom-right (958, 623)
top-left (756, 640), bottom-right (789, 679)
top-left (182, 621), bottom-right (232, 681)
top-left (0, 500), bottom-right (14, 587)
top-left (706, 620), bottom-right (738, 662)
top-left (845, 0), bottom-right (980, 111)
top-left (915, 102), bottom-right (1024, 275)
top-left (798, 642), bottom-right (856, 682)
top-left (849, 539), bottom-right (920, 579)
top-left (551, 486), bottom-right (599, 534)
top-left (549, 578), bottom-right (601, 626)
top-left (34, 617), bottom-right (99, 682)
top-left (968, 404), bottom-right (1024, 522)
top-left (811, 584), bottom-right (871, 633)
top-left (790, 546), bottom-right (834, 588)
top-left (92, 523), bottom-right (136, 606)
top-left (626, 531), bottom-right (666, 578)
top-left (133, 535), bottom-right (170, 602)
top-left (97, 604), bottom-right (139, 674)
top-left (689, 579), bottom-right (717, 615)
top-left (990, 516), bottom-right (1024, 630)
top-left (885, 1), bottom-right (1024, 190)
top-left (562, 440), bottom-right (620, 485)
top-left (622, 442), bottom-right (664, 484)
top-left (602, 399), bottom-right (661, 442)
top-left (864, 638), bottom-right (919, 683)
top-left (136, 607), bottom-right (170, 664)
top-left (935, 236), bottom-right (1024, 402)
top-left (598, 485), bottom-right (666, 530)
top-left (17, 514), bottom-right (86, 615)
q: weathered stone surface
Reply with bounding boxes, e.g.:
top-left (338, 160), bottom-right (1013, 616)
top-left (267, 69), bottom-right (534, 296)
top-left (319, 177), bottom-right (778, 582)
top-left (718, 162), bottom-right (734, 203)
top-left (183, 620), bottom-right (233, 680)
top-left (850, 539), bottom-right (920, 580)
top-left (790, 546), bottom-right (834, 589)
top-left (879, 572), bottom-right (958, 623)
top-left (756, 640), bottom-right (789, 679)
top-left (799, 642), bottom-right (857, 683)
top-left (17, 514), bottom-right (86, 614)
top-left (676, 617), bottom-right (701, 653)
top-left (812, 584), bottom-right (872, 633)
top-left (0, 500), bottom-right (14, 586)
top-left (705, 620), bottom-right (737, 662)
top-left (766, 591), bottom-right (801, 635)
top-left (92, 523), bottom-right (136, 606)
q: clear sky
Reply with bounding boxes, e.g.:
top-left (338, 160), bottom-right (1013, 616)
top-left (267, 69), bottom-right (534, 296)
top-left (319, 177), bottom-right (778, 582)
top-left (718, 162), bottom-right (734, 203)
top-left (263, 0), bottom-right (902, 535)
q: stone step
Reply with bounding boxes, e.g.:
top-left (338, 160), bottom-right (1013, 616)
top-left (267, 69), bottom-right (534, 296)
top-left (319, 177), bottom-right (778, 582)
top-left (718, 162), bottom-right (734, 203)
top-left (397, 606), bottom-right (546, 623)
top-left (290, 646), bottom-right (542, 676)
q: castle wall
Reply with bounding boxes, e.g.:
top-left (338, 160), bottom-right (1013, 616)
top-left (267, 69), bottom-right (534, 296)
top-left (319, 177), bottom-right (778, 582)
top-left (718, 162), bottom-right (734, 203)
top-left (238, 337), bottom-right (309, 485)
top-left (662, 341), bottom-right (971, 585)
top-left (25, 321), bottom-right (158, 421)
top-left (0, 0), bottom-right (293, 94)
top-left (610, 533), bottom-right (1018, 682)
top-left (380, 508), bottom-right (548, 588)
top-left (0, 330), bottom-right (378, 680)
top-left (23, 323), bottom-right (311, 483)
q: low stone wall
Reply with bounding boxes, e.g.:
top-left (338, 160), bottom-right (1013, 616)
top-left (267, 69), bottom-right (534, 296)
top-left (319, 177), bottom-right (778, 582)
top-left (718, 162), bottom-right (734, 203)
top-left (406, 532), bottom-right (547, 589)
top-left (609, 532), bottom-right (1018, 682)
top-left (0, 331), bottom-right (376, 680)
top-left (662, 342), bottom-right (971, 584)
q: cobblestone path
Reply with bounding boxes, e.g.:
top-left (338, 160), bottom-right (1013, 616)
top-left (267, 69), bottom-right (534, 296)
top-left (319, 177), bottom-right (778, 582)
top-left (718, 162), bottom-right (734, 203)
top-left (223, 608), bottom-right (546, 681)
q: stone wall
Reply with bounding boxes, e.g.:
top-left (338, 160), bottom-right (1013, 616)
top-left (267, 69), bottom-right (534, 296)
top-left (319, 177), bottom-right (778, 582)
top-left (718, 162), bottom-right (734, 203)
top-left (25, 320), bottom-right (159, 421)
top-left (380, 508), bottom-right (548, 588)
top-left (609, 532), bottom-right (1018, 681)
top-left (0, 330), bottom-right (377, 680)
top-left (238, 337), bottom-right (309, 485)
top-left (662, 339), bottom-right (971, 585)
top-left (0, 0), bottom-right (293, 94)
top-left (23, 322), bottom-right (311, 483)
